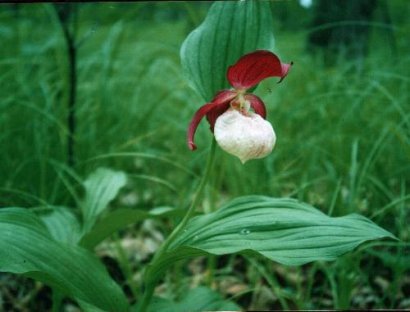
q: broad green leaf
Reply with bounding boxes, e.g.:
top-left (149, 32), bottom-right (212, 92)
top-left (78, 300), bottom-right (107, 312)
top-left (168, 196), bottom-right (395, 266)
top-left (148, 286), bottom-right (240, 312)
top-left (36, 206), bottom-right (81, 244)
top-left (0, 208), bottom-right (128, 311)
top-left (82, 167), bottom-right (127, 232)
top-left (80, 206), bottom-right (183, 250)
top-left (181, 1), bottom-right (275, 101)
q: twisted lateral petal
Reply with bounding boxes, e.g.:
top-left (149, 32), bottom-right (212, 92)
top-left (206, 90), bottom-right (237, 130)
top-left (227, 50), bottom-right (292, 90)
top-left (245, 94), bottom-right (267, 119)
top-left (187, 103), bottom-right (217, 150)
top-left (187, 91), bottom-right (236, 151)
top-left (206, 102), bottom-right (231, 131)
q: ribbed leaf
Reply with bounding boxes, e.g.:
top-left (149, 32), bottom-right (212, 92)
top-left (80, 206), bottom-right (183, 250)
top-left (181, 1), bottom-right (275, 101)
top-left (169, 196), bottom-right (395, 266)
top-left (82, 168), bottom-right (127, 232)
top-left (36, 206), bottom-right (81, 244)
top-left (0, 208), bottom-right (128, 311)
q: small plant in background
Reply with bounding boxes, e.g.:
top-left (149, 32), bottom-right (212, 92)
top-left (0, 2), bottom-right (403, 311)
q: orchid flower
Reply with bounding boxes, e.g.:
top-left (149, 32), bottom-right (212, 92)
top-left (187, 50), bottom-right (292, 163)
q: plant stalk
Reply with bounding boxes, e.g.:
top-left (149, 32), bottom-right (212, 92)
top-left (138, 139), bottom-right (217, 311)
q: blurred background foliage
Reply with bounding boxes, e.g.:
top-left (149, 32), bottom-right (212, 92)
top-left (0, 1), bottom-right (409, 310)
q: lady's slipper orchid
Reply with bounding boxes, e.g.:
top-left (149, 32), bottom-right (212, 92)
top-left (187, 50), bottom-right (292, 163)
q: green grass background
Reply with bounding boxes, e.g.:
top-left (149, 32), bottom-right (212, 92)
top-left (0, 2), bottom-right (409, 309)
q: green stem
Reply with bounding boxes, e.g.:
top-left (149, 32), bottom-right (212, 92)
top-left (160, 139), bottom-right (216, 255)
top-left (138, 139), bottom-right (217, 312)
top-left (206, 255), bottom-right (216, 287)
top-left (246, 256), bottom-right (290, 310)
top-left (138, 285), bottom-right (155, 312)
top-left (51, 288), bottom-right (63, 312)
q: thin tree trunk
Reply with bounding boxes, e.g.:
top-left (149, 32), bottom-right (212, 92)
top-left (55, 4), bottom-right (77, 167)
top-left (307, 0), bottom-right (378, 66)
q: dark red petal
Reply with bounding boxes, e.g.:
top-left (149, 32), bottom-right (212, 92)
top-left (278, 61), bottom-right (293, 83)
top-left (206, 90), bottom-right (237, 129)
top-left (206, 101), bottom-right (231, 131)
top-left (187, 90), bottom-right (237, 151)
top-left (245, 94), bottom-right (267, 119)
top-left (227, 50), bottom-right (292, 90)
top-left (187, 103), bottom-right (217, 150)
top-left (211, 89), bottom-right (237, 104)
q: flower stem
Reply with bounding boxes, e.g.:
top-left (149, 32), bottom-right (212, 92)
top-left (138, 139), bottom-right (217, 312)
top-left (158, 138), bottom-right (216, 254)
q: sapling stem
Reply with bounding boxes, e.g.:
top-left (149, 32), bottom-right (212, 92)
top-left (138, 139), bottom-right (217, 312)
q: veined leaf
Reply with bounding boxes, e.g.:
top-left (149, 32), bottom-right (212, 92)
top-left (80, 206), bottom-right (183, 250)
top-left (168, 196), bottom-right (395, 266)
top-left (82, 167), bottom-right (127, 232)
top-left (36, 206), bottom-right (81, 244)
top-left (0, 208), bottom-right (128, 311)
top-left (181, 1), bottom-right (275, 101)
